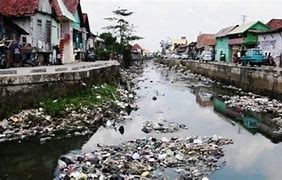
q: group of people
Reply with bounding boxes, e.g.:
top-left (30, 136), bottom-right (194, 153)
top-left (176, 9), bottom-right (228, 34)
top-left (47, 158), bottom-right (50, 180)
top-left (7, 41), bottom-right (63, 67)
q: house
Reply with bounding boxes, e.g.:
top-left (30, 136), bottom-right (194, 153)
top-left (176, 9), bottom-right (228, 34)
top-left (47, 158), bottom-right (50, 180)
top-left (257, 27), bottom-right (282, 62)
top-left (267, 19), bottom-right (282, 30)
top-left (197, 34), bottom-right (216, 59)
top-left (170, 37), bottom-right (187, 52)
top-left (131, 43), bottom-right (143, 60)
top-left (0, 0), bottom-right (53, 53)
top-left (227, 21), bottom-right (270, 60)
top-left (197, 34), bottom-right (215, 50)
top-left (50, 0), bottom-right (76, 63)
top-left (215, 25), bottom-right (238, 62)
top-left (0, 15), bottom-right (28, 42)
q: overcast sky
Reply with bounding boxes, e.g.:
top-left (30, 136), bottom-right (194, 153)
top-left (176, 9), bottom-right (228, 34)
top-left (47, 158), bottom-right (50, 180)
top-left (80, 0), bottom-right (282, 51)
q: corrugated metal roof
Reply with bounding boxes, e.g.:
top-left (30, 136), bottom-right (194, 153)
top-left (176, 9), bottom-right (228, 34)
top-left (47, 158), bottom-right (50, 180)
top-left (228, 21), bottom-right (257, 35)
top-left (0, 0), bottom-right (39, 17)
top-left (58, 0), bottom-right (76, 21)
top-left (215, 25), bottom-right (238, 38)
top-left (267, 19), bottom-right (282, 30)
top-left (63, 0), bottom-right (80, 14)
top-left (51, 0), bottom-right (76, 22)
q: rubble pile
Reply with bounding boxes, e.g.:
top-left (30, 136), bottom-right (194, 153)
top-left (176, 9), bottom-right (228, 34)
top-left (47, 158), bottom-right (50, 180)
top-left (55, 136), bottom-right (233, 179)
top-left (142, 120), bottom-right (188, 134)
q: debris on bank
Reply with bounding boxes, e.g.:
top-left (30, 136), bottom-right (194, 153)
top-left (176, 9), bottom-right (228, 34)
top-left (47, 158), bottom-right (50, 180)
top-left (142, 120), bottom-right (188, 134)
top-left (0, 65), bottom-right (144, 143)
top-left (221, 94), bottom-right (282, 114)
top-left (55, 136), bottom-right (233, 180)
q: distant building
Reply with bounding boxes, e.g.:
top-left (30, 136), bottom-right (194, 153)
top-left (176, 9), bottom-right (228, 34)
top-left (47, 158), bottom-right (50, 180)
top-left (197, 34), bottom-right (216, 50)
top-left (131, 43), bottom-right (143, 60)
top-left (170, 37), bottom-right (188, 52)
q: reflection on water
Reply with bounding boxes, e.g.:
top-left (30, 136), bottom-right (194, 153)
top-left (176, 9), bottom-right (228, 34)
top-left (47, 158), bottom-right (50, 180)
top-left (1, 61), bottom-right (282, 180)
top-left (0, 136), bottom-right (91, 180)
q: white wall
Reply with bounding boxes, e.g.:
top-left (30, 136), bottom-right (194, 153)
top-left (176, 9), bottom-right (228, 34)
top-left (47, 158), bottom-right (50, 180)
top-left (258, 32), bottom-right (282, 59)
top-left (61, 21), bottom-right (75, 64)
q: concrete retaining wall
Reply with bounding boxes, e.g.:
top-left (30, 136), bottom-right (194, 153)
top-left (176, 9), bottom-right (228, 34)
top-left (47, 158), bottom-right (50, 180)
top-left (0, 62), bottom-right (120, 118)
top-left (160, 59), bottom-right (282, 100)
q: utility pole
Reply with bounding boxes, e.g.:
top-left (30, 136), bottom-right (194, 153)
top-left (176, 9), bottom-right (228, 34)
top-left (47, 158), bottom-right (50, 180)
top-left (242, 15), bottom-right (247, 24)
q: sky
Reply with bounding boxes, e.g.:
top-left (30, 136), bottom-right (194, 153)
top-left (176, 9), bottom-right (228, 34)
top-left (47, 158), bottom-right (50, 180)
top-left (80, 0), bottom-right (282, 51)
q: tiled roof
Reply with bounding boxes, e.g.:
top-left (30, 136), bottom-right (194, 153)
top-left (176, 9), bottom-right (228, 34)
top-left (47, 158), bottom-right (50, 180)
top-left (215, 25), bottom-right (238, 38)
top-left (267, 19), bottom-right (282, 30)
top-left (0, 0), bottom-right (39, 17)
top-left (63, 0), bottom-right (80, 14)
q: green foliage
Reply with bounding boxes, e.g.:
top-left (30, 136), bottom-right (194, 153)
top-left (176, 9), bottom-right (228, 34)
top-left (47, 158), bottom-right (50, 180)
top-left (41, 84), bottom-right (120, 117)
top-left (102, 7), bottom-right (144, 67)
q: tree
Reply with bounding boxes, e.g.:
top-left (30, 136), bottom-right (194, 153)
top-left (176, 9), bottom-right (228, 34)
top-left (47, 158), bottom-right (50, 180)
top-left (96, 32), bottom-right (118, 60)
top-left (104, 7), bottom-right (143, 67)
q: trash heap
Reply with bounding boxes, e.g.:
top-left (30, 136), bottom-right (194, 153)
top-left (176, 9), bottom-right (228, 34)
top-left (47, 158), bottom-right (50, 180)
top-left (0, 64), bottom-right (145, 143)
top-left (0, 101), bottom-right (121, 143)
top-left (142, 121), bottom-right (188, 134)
top-left (56, 136), bottom-right (233, 180)
top-left (220, 94), bottom-right (282, 114)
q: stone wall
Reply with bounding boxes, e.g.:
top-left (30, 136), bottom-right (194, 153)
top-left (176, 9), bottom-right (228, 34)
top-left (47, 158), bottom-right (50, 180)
top-left (0, 63), bottom-right (119, 118)
top-left (160, 59), bottom-right (282, 100)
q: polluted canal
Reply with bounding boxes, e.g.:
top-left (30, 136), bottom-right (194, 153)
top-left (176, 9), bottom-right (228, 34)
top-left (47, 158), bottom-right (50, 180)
top-left (1, 61), bottom-right (282, 180)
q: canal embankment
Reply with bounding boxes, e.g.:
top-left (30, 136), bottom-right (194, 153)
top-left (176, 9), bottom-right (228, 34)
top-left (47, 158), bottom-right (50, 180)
top-left (156, 59), bottom-right (282, 141)
top-left (0, 61), bottom-right (119, 119)
top-left (157, 59), bottom-right (282, 100)
top-left (0, 61), bottom-right (142, 143)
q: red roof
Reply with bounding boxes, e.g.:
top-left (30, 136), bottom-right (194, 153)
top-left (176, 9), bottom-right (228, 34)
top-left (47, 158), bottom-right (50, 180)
top-left (0, 0), bottom-right (39, 17)
top-left (50, 0), bottom-right (63, 17)
top-left (197, 34), bottom-right (216, 48)
top-left (132, 44), bottom-right (142, 50)
top-left (267, 19), bottom-right (282, 30)
top-left (63, 0), bottom-right (80, 14)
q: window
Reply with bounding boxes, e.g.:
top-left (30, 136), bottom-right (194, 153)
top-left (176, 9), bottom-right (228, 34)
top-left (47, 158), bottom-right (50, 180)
top-left (37, 19), bottom-right (42, 26)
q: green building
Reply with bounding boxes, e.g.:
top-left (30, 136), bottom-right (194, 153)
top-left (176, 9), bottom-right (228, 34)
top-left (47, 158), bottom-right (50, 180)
top-left (215, 25), bottom-right (238, 62)
top-left (227, 21), bottom-right (270, 61)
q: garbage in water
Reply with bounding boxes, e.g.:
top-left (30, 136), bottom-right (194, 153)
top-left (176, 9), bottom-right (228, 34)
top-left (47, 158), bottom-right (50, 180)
top-left (55, 136), bottom-right (233, 179)
top-left (141, 120), bottom-right (188, 134)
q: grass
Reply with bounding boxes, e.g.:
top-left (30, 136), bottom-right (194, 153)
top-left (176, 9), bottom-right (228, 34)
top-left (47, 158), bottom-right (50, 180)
top-left (41, 83), bottom-right (121, 117)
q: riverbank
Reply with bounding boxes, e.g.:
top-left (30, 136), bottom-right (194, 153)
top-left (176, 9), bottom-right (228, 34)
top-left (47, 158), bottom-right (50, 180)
top-left (157, 59), bottom-right (282, 100)
top-left (0, 64), bottom-right (143, 143)
top-left (0, 61), bottom-right (120, 119)
top-left (156, 59), bottom-right (282, 141)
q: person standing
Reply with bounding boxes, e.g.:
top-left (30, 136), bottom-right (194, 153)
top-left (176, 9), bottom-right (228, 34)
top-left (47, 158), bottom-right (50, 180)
top-left (13, 41), bottom-right (21, 64)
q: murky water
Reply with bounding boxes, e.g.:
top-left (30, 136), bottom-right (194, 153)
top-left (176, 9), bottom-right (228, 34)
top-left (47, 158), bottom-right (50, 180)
top-left (1, 61), bottom-right (282, 180)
